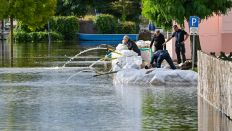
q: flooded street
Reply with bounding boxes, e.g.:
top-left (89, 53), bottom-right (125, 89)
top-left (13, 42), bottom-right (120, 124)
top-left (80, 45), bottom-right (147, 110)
top-left (0, 41), bottom-right (230, 131)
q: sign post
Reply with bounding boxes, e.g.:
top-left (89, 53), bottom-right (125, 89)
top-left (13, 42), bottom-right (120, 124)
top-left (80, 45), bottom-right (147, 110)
top-left (189, 16), bottom-right (199, 70)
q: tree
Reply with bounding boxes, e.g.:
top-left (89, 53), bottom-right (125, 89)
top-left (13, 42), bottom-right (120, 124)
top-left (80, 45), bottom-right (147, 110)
top-left (142, 0), bottom-right (232, 62)
top-left (56, 0), bottom-right (91, 16)
top-left (0, 0), bottom-right (56, 39)
top-left (0, 0), bottom-right (56, 65)
top-left (0, 0), bottom-right (56, 28)
top-left (56, 0), bottom-right (141, 22)
top-left (111, 0), bottom-right (141, 22)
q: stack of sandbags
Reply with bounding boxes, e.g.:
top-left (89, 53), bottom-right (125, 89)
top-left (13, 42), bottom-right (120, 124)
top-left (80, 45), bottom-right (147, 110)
top-left (112, 44), bottom-right (142, 71)
top-left (136, 40), bottom-right (150, 48)
top-left (114, 68), bottom-right (198, 86)
top-left (136, 40), bottom-right (152, 63)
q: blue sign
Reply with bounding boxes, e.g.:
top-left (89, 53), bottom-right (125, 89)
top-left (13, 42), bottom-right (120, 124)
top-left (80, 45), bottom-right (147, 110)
top-left (189, 16), bottom-right (199, 28)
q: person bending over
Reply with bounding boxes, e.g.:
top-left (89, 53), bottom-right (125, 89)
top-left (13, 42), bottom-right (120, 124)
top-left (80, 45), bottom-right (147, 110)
top-left (148, 50), bottom-right (176, 69)
top-left (122, 35), bottom-right (141, 56)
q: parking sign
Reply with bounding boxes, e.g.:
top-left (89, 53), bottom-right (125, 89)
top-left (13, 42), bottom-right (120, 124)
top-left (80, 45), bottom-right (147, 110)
top-left (190, 16), bottom-right (199, 27)
top-left (189, 16), bottom-right (199, 35)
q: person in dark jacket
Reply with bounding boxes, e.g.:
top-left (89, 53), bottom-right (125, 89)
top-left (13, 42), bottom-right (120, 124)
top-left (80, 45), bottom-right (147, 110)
top-left (147, 50), bottom-right (176, 69)
top-left (122, 35), bottom-right (141, 56)
top-left (150, 30), bottom-right (166, 52)
top-left (164, 25), bottom-right (189, 64)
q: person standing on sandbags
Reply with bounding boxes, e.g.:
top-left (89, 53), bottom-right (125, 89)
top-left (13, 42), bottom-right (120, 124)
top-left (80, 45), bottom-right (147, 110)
top-left (146, 50), bottom-right (176, 69)
top-left (122, 35), bottom-right (141, 56)
top-left (150, 30), bottom-right (166, 52)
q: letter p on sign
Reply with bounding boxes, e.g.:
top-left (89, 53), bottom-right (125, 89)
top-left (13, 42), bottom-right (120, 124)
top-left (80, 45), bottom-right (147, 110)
top-left (190, 16), bottom-right (199, 28)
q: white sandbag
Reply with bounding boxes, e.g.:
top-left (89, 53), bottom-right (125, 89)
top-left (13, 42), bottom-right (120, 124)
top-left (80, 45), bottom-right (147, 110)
top-left (123, 63), bottom-right (140, 69)
top-left (112, 49), bottom-right (143, 71)
top-left (136, 40), bottom-right (145, 48)
top-left (140, 49), bottom-right (151, 63)
top-left (116, 43), bottom-right (128, 51)
top-left (114, 68), bottom-right (198, 86)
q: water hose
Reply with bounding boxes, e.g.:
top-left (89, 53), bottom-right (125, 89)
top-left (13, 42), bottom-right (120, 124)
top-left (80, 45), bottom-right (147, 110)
top-left (107, 48), bottom-right (123, 56)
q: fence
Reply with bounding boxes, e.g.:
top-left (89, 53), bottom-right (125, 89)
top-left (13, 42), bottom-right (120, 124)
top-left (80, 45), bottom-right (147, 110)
top-left (198, 51), bottom-right (232, 119)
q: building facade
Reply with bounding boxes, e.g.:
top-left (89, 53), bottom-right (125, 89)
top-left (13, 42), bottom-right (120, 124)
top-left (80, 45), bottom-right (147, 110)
top-left (166, 10), bottom-right (232, 60)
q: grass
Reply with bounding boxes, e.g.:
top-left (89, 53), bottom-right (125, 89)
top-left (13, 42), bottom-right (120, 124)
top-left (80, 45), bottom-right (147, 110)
top-left (192, 67), bottom-right (198, 72)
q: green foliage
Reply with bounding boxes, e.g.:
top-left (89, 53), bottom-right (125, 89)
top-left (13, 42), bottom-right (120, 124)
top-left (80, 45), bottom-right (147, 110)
top-left (56, 0), bottom-right (141, 22)
top-left (14, 31), bottom-right (63, 42)
top-left (92, 0), bottom-right (141, 22)
top-left (82, 15), bottom-right (96, 21)
top-left (14, 16), bottom-right (79, 41)
top-left (111, 0), bottom-right (141, 22)
top-left (142, 0), bottom-right (232, 30)
top-left (192, 67), bottom-right (198, 72)
top-left (116, 21), bottom-right (137, 34)
top-left (15, 22), bottom-right (36, 33)
top-left (56, 0), bottom-right (89, 16)
top-left (14, 32), bottom-right (31, 42)
top-left (0, 0), bottom-right (57, 28)
top-left (50, 16), bottom-right (79, 40)
top-left (0, 0), bottom-right (9, 19)
top-left (94, 14), bottom-right (117, 34)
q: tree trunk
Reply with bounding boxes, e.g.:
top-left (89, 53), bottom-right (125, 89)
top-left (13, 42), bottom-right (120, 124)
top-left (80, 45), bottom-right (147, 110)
top-left (1, 20), bottom-right (4, 40)
top-left (10, 17), bottom-right (14, 67)
top-left (190, 35), bottom-right (201, 63)
top-left (10, 17), bottom-right (13, 44)
top-left (121, 0), bottom-right (126, 21)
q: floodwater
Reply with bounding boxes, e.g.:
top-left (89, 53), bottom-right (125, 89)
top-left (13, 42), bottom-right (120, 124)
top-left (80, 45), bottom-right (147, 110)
top-left (0, 41), bottom-right (230, 131)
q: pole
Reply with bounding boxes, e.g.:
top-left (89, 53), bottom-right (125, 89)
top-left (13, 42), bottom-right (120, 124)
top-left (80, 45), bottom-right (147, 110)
top-left (192, 34), bottom-right (195, 69)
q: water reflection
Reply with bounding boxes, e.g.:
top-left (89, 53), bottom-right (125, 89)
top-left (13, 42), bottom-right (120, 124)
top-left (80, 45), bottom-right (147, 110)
top-left (0, 40), bottom-right (11, 66)
top-left (198, 97), bottom-right (232, 131)
top-left (0, 41), bottom-right (111, 67)
top-left (79, 41), bottom-right (120, 47)
top-left (0, 86), bottom-right (40, 130)
top-left (141, 86), bottom-right (197, 131)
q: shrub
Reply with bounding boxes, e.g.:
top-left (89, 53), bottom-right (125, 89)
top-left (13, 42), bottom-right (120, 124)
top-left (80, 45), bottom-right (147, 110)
top-left (116, 21), bottom-right (137, 34)
top-left (14, 32), bottom-right (31, 42)
top-left (14, 16), bottom-right (78, 42)
top-left (14, 31), bottom-right (63, 42)
top-left (94, 14), bottom-right (117, 34)
top-left (50, 16), bottom-right (79, 40)
top-left (82, 15), bottom-right (96, 21)
top-left (15, 23), bottom-right (32, 33)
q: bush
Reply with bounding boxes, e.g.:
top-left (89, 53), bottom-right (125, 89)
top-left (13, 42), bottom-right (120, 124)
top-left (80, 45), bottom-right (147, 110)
top-left (14, 31), bottom-right (63, 42)
top-left (14, 16), bottom-right (79, 42)
top-left (50, 16), bottom-right (79, 40)
top-left (14, 32), bottom-right (31, 42)
top-left (82, 15), bottom-right (96, 21)
top-left (94, 14), bottom-right (117, 34)
top-left (116, 21), bottom-right (137, 34)
top-left (15, 22), bottom-right (32, 33)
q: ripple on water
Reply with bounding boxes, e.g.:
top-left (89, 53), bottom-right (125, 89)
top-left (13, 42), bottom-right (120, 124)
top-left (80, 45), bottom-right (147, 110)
top-left (0, 67), bottom-right (197, 131)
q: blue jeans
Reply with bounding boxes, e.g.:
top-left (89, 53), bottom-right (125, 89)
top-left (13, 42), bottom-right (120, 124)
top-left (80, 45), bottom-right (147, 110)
top-left (175, 43), bottom-right (186, 64)
top-left (151, 50), bottom-right (176, 69)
